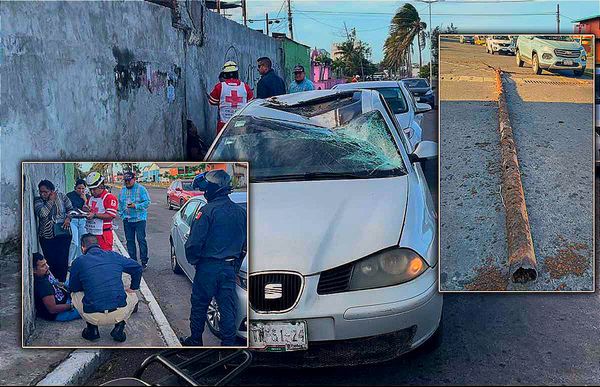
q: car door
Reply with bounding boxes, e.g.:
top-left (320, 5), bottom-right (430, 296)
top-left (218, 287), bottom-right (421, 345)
top-left (174, 199), bottom-right (202, 279)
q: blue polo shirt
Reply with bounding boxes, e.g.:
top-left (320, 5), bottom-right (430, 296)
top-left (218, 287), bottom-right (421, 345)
top-left (69, 245), bottom-right (142, 313)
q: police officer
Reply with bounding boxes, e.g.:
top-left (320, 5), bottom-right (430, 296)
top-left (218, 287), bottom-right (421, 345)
top-left (180, 170), bottom-right (247, 346)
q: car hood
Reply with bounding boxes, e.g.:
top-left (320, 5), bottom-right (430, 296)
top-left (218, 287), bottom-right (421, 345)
top-left (535, 39), bottom-right (582, 50)
top-left (249, 176), bottom-right (409, 275)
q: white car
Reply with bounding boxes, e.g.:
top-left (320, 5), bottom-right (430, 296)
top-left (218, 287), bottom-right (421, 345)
top-left (169, 193), bottom-right (248, 342)
top-left (486, 35), bottom-right (515, 55)
top-left (205, 90), bottom-right (442, 366)
top-left (332, 81), bottom-right (431, 150)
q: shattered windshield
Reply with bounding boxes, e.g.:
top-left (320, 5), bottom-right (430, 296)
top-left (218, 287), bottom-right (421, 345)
top-left (208, 108), bottom-right (407, 182)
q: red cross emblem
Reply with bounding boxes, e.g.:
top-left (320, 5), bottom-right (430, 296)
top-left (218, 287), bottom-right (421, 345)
top-left (225, 90), bottom-right (244, 108)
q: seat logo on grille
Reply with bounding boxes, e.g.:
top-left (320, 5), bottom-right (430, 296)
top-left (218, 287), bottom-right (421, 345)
top-left (264, 283), bottom-right (283, 299)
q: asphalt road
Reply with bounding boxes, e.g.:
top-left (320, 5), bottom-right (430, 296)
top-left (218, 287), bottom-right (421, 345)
top-left (113, 186), bottom-right (221, 346)
top-left (439, 37), bottom-right (594, 291)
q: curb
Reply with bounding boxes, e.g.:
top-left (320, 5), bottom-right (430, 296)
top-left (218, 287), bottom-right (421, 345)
top-left (112, 231), bottom-right (182, 347)
top-left (36, 350), bottom-right (111, 386)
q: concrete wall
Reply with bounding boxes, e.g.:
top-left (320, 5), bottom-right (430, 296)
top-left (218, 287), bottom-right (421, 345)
top-left (1, 1), bottom-right (283, 245)
top-left (22, 163), bottom-right (68, 341)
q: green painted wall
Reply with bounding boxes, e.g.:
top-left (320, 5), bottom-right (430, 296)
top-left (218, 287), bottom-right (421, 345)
top-left (280, 38), bottom-right (311, 88)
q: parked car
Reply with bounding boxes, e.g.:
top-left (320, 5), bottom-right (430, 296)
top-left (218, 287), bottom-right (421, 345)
top-left (332, 81), bottom-right (431, 149)
top-left (401, 77), bottom-right (436, 109)
top-left (166, 179), bottom-right (203, 210)
top-left (515, 35), bottom-right (587, 76)
top-left (205, 89), bottom-right (442, 365)
top-left (486, 35), bottom-right (515, 55)
top-left (169, 192), bottom-right (248, 341)
top-left (459, 35), bottom-right (474, 44)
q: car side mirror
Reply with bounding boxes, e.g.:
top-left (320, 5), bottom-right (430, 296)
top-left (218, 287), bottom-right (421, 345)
top-left (416, 102), bottom-right (432, 114)
top-left (409, 141), bottom-right (438, 163)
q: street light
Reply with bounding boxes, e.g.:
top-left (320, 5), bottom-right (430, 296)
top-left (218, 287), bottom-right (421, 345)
top-left (418, 0), bottom-right (438, 82)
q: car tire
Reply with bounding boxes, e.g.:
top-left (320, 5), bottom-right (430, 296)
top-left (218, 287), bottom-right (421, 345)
top-left (179, 198), bottom-right (184, 208)
top-left (516, 51), bottom-right (524, 67)
top-left (421, 319), bottom-right (443, 353)
top-left (574, 68), bottom-right (585, 77)
top-left (206, 298), bottom-right (222, 338)
top-left (532, 54), bottom-right (542, 75)
top-left (168, 197), bottom-right (173, 210)
top-left (171, 240), bottom-right (183, 274)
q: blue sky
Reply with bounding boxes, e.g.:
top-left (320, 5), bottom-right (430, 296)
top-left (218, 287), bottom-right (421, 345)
top-left (224, 0), bottom-right (598, 63)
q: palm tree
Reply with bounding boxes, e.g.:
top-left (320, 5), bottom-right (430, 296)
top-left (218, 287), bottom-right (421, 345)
top-left (383, 3), bottom-right (426, 77)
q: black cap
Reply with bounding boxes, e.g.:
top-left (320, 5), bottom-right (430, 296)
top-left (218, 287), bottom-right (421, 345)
top-left (293, 65), bottom-right (305, 73)
top-left (123, 172), bottom-right (135, 181)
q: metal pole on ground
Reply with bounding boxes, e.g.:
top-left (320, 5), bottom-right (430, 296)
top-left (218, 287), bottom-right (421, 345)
top-left (495, 68), bottom-right (537, 284)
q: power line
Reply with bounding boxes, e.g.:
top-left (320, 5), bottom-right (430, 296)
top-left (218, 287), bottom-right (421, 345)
top-left (293, 9), bottom-right (556, 17)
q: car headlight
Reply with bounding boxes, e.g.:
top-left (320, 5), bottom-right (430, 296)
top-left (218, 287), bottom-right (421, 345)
top-left (542, 53), bottom-right (553, 60)
top-left (425, 89), bottom-right (433, 95)
top-left (236, 271), bottom-right (247, 290)
top-left (347, 248), bottom-right (429, 291)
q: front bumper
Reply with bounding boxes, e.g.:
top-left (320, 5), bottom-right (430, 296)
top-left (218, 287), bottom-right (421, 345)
top-left (492, 45), bottom-right (514, 54)
top-left (541, 57), bottom-right (586, 70)
top-left (248, 267), bottom-right (442, 363)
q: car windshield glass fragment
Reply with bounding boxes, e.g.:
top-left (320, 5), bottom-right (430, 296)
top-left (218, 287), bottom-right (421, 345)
top-left (209, 110), bottom-right (407, 182)
top-left (372, 88), bottom-right (409, 114)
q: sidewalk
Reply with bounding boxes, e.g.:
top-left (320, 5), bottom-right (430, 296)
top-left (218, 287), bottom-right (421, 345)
top-left (27, 240), bottom-right (165, 348)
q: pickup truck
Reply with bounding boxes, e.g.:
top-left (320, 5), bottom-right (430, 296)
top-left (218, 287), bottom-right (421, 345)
top-left (515, 35), bottom-right (587, 76)
top-left (486, 35), bottom-right (514, 55)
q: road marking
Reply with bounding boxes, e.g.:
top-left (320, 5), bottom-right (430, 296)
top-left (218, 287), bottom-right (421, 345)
top-left (113, 231), bottom-right (182, 347)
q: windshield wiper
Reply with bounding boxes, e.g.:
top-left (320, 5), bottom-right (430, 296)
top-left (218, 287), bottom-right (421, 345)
top-left (252, 168), bottom-right (405, 182)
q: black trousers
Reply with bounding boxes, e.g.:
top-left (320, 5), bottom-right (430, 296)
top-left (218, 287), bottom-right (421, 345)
top-left (39, 235), bottom-right (71, 282)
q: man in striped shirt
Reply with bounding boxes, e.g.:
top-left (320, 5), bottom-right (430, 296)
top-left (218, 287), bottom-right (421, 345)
top-left (84, 172), bottom-right (118, 251)
top-left (118, 172), bottom-right (151, 269)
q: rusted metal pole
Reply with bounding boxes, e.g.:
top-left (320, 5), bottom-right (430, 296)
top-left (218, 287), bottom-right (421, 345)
top-left (495, 68), bottom-right (537, 284)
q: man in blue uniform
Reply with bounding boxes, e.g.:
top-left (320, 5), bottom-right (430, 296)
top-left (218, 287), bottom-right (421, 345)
top-left (180, 170), bottom-right (247, 346)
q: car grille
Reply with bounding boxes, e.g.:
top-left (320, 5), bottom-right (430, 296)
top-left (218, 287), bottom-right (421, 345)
top-left (249, 272), bottom-right (302, 312)
top-left (317, 263), bottom-right (354, 295)
top-left (554, 49), bottom-right (580, 58)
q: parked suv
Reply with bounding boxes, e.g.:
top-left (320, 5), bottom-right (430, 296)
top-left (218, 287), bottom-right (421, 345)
top-left (486, 35), bottom-right (514, 55)
top-left (515, 35), bottom-right (587, 76)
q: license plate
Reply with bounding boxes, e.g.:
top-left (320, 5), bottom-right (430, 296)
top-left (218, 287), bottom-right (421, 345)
top-left (563, 60), bottom-right (573, 66)
top-left (249, 321), bottom-right (308, 352)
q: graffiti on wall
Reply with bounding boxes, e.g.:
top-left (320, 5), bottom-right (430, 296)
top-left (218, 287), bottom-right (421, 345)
top-left (112, 46), bottom-right (181, 101)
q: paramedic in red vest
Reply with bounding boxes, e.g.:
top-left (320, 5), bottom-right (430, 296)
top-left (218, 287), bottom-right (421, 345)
top-left (208, 61), bottom-right (253, 135)
top-left (83, 172), bottom-right (118, 251)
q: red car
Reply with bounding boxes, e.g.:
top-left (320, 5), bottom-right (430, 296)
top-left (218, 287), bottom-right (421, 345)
top-left (166, 180), bottom-right (203, 210)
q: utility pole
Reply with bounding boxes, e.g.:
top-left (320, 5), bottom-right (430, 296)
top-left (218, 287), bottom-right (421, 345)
top-left (216, 0), bottom-right (221, 14)
top-left (242, 0), bottom-right (247, 26)
top-left (287, 0), bottom-right (294, 40)
top-left (266, 13), bottom-right (269, 36)
top-left (418, 0), bottom-right (436, 82)
top-left (556, 3), bottom-right (560, 33)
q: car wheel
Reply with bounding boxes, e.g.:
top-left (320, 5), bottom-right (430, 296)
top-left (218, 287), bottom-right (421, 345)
top-left (206, 298), bottom-right (222, 338)
top-left (516, 51), bottom-right (524, 67)
top-left (532, 54), bottom-right (542, 75)
top-left (574, 68), bottom-right (585, 77)
top-left (168, 197), bottom-right (173, 210)
top-left (171, 240), bottom-right (183, 274)
top-left (179, 198), bottom-right (184, 208)
top-left (421, 319), bottom-right (443, 353)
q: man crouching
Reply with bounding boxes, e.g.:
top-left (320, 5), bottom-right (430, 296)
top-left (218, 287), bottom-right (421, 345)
top-left (69, 233), bottom-right (142, 342)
